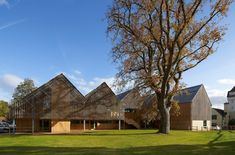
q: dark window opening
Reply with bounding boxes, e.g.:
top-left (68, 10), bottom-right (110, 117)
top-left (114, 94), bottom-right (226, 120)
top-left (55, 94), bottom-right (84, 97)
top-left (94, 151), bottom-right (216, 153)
top-left (212, 115), bottom-right (217, 120)
top-left (125, 108), bottom-right (135, 113)
top-left (203, 120), bottom-right (207, 126)
top-left (71, 120), bottom-right (83, 124)
top-left (212, 123), bottom-right (217, 127)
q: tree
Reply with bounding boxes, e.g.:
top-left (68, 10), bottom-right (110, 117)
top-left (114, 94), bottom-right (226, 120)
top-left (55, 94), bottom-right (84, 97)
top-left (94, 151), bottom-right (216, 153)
top-left (12, 79), bottom-right (37, 103)
top-left (107, 0), bottom-right (232, 134)
top-left (229, 119), bottom-right (235, 126)
top-left (0, 100), bottom-right (8, 118)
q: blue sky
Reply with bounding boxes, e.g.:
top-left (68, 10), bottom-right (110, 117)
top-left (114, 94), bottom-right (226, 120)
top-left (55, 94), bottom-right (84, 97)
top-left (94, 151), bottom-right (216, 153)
top-left (0, 0), bottom-right (235, 109)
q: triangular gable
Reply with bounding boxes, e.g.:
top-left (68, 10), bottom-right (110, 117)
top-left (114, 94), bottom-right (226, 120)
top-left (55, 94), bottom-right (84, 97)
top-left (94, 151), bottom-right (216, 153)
top-left (22, 73), bottom-right (85, 102)
top-left (85, 82), bottom-right (117, 106)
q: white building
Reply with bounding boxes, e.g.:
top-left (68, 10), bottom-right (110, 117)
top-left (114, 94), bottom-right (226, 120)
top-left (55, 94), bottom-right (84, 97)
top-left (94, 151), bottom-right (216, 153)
top-left (225, 87), bottom-right (235, 124)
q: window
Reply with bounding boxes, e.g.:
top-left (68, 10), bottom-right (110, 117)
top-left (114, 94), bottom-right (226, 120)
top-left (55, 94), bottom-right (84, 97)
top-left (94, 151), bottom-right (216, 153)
top-left (212, 115), bottom-right (217, 120)
top-left (124, 108), bottom-right (135, 113)
top-left (203, 120), bottom-right (207, 127)
top-left (212, 123), bottom-right (217, 127)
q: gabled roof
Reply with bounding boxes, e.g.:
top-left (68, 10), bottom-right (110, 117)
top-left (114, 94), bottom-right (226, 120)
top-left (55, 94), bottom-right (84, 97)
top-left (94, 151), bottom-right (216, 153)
top-left (85, 82), bottom-right (117, 105)
top-left (21, 73), bottom-right (85, 101)
top-left (83, 82), bottom-right (120, 120)
top-left (143, 94), bottom-right (157, 108)
top-left (117, 88), bottom-right (144, 109)
top-left (227, 86), bottom-right (235, 97)
top-left (85, 82), bottom-right (113, 98)
top-left (213, 108), bottom-right (226, 117)
top-left (118, 84), bottom-right (203, 105)
top-left (174, 85), bottom-right (202, 103)
top-left (117, 90), bottom-right (132, 100)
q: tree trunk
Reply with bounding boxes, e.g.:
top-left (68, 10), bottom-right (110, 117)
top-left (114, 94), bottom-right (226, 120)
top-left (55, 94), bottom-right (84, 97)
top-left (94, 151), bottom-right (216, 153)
top-left (158, 103), bottom-right (171, 134)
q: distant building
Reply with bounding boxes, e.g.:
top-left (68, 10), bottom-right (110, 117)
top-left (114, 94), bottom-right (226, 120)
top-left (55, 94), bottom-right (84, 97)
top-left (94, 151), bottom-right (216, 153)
top-left (224, 102), bottom-right (230, 127)
top-left (212, 108), bottom-right (226, 128)
top-left (226, 87), bottom-right (235, 123)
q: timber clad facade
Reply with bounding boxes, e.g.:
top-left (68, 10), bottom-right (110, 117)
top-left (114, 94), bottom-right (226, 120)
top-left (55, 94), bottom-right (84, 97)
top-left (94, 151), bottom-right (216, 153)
top-left (14, 74), bottom-right (85, 132)
top-left (172, 85), bottom-right (212, 130)
top-left (13, 74), bottom-right (212, 133)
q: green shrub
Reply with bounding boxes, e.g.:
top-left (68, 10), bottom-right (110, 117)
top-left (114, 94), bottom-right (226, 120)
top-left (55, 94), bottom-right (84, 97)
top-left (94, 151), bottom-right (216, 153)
top-left (229, 119), bottom-right (235, 125)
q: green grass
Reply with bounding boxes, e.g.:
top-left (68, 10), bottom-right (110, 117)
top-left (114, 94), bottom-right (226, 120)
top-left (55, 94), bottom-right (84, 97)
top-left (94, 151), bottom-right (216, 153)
top-left (0, 130), bottom-right (235, 155)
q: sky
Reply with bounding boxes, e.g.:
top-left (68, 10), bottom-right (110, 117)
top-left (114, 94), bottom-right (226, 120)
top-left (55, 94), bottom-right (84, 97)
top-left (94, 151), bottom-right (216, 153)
top-left (0, 0), bottom-right (235, 110)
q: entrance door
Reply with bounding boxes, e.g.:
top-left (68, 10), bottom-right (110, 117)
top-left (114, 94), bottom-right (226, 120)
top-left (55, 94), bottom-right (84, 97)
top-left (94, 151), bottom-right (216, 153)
top-left (40, 120), bottom-right (51, 132)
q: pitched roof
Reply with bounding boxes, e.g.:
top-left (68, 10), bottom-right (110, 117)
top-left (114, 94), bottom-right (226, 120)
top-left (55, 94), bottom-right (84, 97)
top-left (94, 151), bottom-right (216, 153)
top-left (85, 82), bottom-right (118, 107)
top-left (213, 108), bottom-right (226, 117)
top-left (118, 84), bottom-right (203, 105)
top-left (21, 73), bottom-right (85, 101)
top-left (83, 82), bottom-right (120, 120)
top-left (117, 90), bottom-right (132, 100)
top-left (173, 85), bottom-right (202, 103)
top-left (143, 94), bottom-right (157, 108)
top-left (85, 82), bottom-right (115, 99)
top-left (227, 86), bottom-right (235, 97)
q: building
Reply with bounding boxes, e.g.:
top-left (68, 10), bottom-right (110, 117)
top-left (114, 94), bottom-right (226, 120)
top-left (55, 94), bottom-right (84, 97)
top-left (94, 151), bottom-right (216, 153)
top-left (172, 85), bottom-right (212, 130)
top-left (14, 74), bottom-right (85, 133)
top-left (224, 102), bottom-right (229, 127)
top-left (14, 74), bottom-right (127, 133)
top-left (75, 82), bottom-right (123, 130)
top-left (117, 85), bottom-right (212, 131)
top-left (212, 108), bottom-right (226, 128)
top-left (13, 74), bottom-right (212, 132)
top-left (226, 87), bottom-right (235, 123)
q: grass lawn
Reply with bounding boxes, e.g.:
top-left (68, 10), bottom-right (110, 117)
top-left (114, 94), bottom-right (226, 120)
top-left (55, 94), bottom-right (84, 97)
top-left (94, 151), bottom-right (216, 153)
top-left (0, 130), bottom-right (235, 155)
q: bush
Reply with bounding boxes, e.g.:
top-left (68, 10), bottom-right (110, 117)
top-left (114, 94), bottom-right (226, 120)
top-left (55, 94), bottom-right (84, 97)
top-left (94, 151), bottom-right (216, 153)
top-left (229, 119), bottom-right (235, 126)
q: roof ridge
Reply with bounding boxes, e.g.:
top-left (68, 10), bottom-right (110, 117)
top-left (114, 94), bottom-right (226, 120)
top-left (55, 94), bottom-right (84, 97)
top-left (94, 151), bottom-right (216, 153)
top-left (21, 73), bottom-right (84, 101)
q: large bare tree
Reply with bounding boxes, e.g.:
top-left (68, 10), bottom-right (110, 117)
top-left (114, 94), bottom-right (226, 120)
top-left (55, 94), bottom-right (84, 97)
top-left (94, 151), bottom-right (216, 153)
top-left (106, 0), bottom-right (233, 134)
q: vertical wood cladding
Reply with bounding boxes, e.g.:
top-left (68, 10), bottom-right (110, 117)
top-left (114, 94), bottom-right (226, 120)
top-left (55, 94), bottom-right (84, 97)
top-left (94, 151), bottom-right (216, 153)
top-left (191, 86), bottom-right (212, 121)
top-left (170, 103), bottom-right (192, 130)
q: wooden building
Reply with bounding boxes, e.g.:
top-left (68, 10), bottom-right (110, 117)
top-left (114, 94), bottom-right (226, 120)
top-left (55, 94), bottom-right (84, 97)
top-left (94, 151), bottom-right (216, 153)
top-left (117, 88), bottom-right (145, 129)
top-left (13, 74), bottom-right (211, 132)
top-left (172, 85), bottom-right (212, 130)
top-left (117, 85), bottom-right (212, 131)
top-left (14, 74), bottom-right (85, 133)
top-left (13, 74), bottom-right (124, 133)
top-left (71, 82), bottom-right (123, 130)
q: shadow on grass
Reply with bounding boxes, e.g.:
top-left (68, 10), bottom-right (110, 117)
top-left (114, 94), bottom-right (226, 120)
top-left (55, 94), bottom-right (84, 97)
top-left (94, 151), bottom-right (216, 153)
top-left (208, 130), bottom-right (223, 145)
top-left (1, 131), bottom-right (157, 137)
top-left (0, 141), bottom-right (235, 155)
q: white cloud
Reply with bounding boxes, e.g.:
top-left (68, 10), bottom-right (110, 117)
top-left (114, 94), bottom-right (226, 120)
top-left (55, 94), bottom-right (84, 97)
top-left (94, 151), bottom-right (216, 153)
top-left (0, 74), bottom-right (23, 101)
top-left (0, 0), bottom-right (9, 7)
top-left (218, 79), bottom-right (235, 85)
top-left (206, 88), bottom-right (227, 97)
